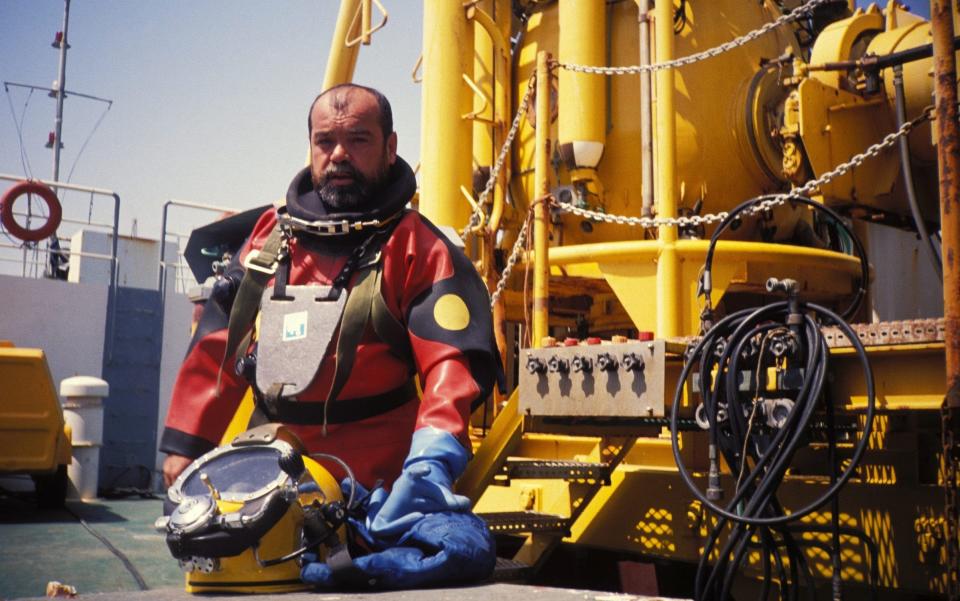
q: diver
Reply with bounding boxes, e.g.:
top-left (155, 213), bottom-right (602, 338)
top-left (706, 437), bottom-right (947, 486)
top-left (159, 83), bottom-right (498, 589)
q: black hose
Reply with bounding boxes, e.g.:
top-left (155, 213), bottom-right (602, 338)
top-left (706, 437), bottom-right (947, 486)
top-left (64, 504), bottom-right (149, 591)
top-left (675, 195), bottom-right (877, 600)
top-left (893, 63), bottom-right (942, 279)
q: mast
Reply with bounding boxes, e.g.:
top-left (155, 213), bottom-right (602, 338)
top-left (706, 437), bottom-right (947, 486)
top-left (51, 0), bottom-right (71, 184)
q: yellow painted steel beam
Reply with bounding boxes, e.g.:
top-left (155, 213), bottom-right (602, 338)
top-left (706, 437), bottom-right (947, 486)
top-left (419, 0), bottom-right (474, 229)
top-left (457, 388), bottom-right (523, 503)
top-left (654, 0), bottom-right (680, 338)
top-left (532, 51), bottom-right (552, 346)
top-left (322, 0), bottom-right (363, 91)
top-left (830, 342), bottom-right (947, 410)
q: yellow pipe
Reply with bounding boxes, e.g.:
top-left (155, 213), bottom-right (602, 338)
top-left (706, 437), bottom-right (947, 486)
top-left (419, 0), bottom-right (474, 229)
top-left (361, 0), bottom-right (372, 45)
top-left (533, 51), bottom-right (552, 348)
top-left (654, 0), bottom-right (680, 337)
top-left (469, 1), bottom-right (511, 234)
top-left (322, 0), bottom-right (363, 91)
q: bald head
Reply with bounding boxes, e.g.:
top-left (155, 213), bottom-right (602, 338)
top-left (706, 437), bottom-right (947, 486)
top-left (308, 83), bottom-right (393, 141)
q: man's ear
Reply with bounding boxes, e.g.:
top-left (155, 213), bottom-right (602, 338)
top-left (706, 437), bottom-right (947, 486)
top-left (387, 131), bottom-right (398, 165)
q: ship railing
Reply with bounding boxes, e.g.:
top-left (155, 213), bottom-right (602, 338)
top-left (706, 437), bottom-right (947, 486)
top-left (158, 198), bottom-right (238, 301)
top-left (0, 172), bottom-right (122, 357)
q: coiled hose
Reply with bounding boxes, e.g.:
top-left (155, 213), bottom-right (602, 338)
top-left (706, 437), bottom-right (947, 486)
top-left (670, 195), bottom-right (877, 600)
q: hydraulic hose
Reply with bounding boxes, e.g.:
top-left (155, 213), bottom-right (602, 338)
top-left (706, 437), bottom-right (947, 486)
top-left (893, 63), bottom-right (942, 279)
top-left (674, 195), bottom-right (877, 600)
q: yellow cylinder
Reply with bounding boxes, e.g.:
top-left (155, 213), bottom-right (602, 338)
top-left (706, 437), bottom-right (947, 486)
top-left (419, 0), bottom-right (474, 230)
top-left (558, 0), bottom-right (606, 174)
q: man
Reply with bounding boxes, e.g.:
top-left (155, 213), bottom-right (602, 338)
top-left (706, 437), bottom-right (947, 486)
top-left (160, 84), bottom-right (498, 588)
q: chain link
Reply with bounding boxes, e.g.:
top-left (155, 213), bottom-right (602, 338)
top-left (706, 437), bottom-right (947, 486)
top-left (556, 0), bottom-right (831, 76)
top-left (462, 72), bottom-right (538, 239)
top-left (489, 217), bottom-right (529, 306)
top-left (487, 108), bottom-right (931, 309)
top-left (554, 108), bottom-right (931, 227)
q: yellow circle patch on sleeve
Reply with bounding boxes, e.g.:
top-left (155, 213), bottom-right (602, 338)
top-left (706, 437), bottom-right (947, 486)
top-left (433, 293), bottom-right (471, 331)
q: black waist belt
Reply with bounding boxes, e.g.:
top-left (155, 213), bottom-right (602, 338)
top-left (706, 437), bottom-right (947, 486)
top-left (265, 379), bottom-right (417, 425)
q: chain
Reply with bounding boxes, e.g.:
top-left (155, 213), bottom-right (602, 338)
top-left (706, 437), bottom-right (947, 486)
top-left (556, 0), bottom-right (831, 76)
top-left (486, 108), bottom-right (931, 309)
top-left (554, 107), bottom-right (932, 227)
top-left (462, 72), bottom-right (538, 239)
top-left (490, 216), bottom-right (529, 306)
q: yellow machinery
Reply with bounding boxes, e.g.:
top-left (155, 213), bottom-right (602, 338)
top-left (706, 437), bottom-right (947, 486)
top-left (318, 0), bottom-right (960, 598)
top-left (0, 341), bottom-right (72, 508)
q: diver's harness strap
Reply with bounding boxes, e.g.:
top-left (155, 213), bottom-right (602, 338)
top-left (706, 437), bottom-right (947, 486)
top-left (261, 380), bottom-right (417, 426)
top-left (224, 208), bottom-right (414, 429)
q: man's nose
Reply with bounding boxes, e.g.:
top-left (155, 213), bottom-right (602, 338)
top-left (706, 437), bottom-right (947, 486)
top-left (330, 142), bottom-right (350, 162)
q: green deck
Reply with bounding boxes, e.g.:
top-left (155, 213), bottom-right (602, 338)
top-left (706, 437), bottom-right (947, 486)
top-left (0, 490), bottom-right (182, 600)
top-left (0, 485), bottom-right (681, 601)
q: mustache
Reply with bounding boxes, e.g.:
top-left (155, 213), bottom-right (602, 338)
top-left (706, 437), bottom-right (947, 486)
top-left (322, 163), bottom-right (362, 181)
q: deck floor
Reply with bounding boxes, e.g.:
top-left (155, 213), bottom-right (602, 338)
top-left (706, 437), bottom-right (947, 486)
top-left (0, 483), bottom-right (681, 601)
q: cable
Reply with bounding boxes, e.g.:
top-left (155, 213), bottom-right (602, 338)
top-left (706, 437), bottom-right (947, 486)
top-left (893, 64), bottom-right (942, 279)
top-left (63, 504), bottom-right (149, 590)
top-left (65, 100), bottom-right (112, 185)
top-left (673, 194), bottom-right (877, 600)
top-left (4, 84), bottom-right (35, 179)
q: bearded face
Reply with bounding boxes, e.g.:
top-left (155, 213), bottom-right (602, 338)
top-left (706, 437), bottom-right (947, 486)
top-left (308, 88), bottom-right (397, 213)
top-left (313, 150), bottom-right (390, 211)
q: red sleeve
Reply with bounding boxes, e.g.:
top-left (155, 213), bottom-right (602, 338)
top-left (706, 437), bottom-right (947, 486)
top-left (159, 210), bottom-right (279, 457)
top-left (380, 213), bottom-right (497, 447)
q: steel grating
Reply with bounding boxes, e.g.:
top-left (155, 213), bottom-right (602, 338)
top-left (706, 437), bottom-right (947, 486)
top-left (501, 459), bottom-right (611, 483)
top-left (479, 511), bottom-right (571, 535)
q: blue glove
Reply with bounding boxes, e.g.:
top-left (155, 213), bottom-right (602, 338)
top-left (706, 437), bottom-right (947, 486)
top-left (300, 510), bottom-right (496, 589)
top-left (366, 427), bottom-right (471, 539)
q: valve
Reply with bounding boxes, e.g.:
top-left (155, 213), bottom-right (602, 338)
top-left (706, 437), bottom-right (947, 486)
top-left (235, 354), bottom-right (257, 381)
top-left (622, 352), bottom-right (644, 372)
top-left (770, 332), bottom-right (799, 358)
top-left (547, 355), bottom-right (570, 374)
top-left (596, 352), bottom-right (618, 372)
top-left (571, 355), bottom-right (593, 373)
top-left (212, 273), bottom-right (241, 306)
top-left (694, 404), bottom-right (710, 430)
top-left (763, 398), bottom-right (795, 429)
top-left (525, 355), bottom-right (547, 374)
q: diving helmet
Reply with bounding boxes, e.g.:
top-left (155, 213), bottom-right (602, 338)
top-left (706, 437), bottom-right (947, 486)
top-left (155, 424), bottom-right (350, 593)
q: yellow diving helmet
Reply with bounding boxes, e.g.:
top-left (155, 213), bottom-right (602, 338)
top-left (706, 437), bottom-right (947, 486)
top-left (155, 424), bottom-right (351, 593)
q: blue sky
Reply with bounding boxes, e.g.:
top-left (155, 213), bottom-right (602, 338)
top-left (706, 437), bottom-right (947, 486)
top-left (0, 1), bottom-right (425, 241)
top-left (0, 1), bottom-right (931, 244)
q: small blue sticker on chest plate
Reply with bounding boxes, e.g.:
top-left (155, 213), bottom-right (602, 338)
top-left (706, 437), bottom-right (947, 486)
top-left (282, 311), bottom-right (308, 341)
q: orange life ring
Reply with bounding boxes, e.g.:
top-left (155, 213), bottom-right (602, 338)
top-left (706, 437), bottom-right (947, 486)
top-left (0, 180), bottom-right (62, 242)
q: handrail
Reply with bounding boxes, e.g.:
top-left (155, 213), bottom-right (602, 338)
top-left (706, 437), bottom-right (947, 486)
top-left (344, 0), bottom-right (388, 47)
top-left (0, 172), bottom-right (121, 360)
top-left (158, 199), bottom-right (237, 293)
